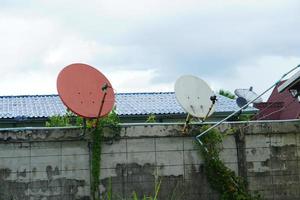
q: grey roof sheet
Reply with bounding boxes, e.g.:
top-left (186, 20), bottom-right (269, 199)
top-left (0, 92), bottom-right (257, 119)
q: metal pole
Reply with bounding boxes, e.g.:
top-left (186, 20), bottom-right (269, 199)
top-left (196, 64), bottom-right (300, 142)
top-left (182, 114), bottom-right (191, 133)
top-left (95, 90), bottom-right (107, 126)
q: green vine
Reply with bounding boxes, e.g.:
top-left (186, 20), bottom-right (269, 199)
top-left (91, 110), bottom-right (121, 200)
top-left (91, 126), bottom-right (102, 200)
top-left (46, 109), bottom-right (120, 200)
top-left (197, 125), bottom-right (261, 200)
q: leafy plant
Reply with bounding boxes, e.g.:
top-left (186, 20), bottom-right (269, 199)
top-left (227, 113), bottom-right (254, 122)
top-left (219, 89), bottom-right (235, 99)
top-left (196, 125), bottom-right (262, 200)
top-left (45, 109), bottom-right (121, 200)
top-left (91, 124), bottom-right (103, 200)
top-left (45, 115), bottom-right (71, 127)
top-left (238, 114), bottom-right (253, 121)
top-left (92, 110), bottom-right (121, 200)
top-left (146, 114), bottom-right (156, 123)
top-left (45, 110), bottom-right (83, 127)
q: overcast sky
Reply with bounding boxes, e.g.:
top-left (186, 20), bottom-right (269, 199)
top-left (0, 0), bottom-right (300, 98)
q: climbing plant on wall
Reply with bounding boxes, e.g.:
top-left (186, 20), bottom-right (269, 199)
top-left (197, 125), bottom-right (262, 200)
top-left (91, 110), bottom-right (120, 200)
top-left (46, 109), bottom-right (121, 200)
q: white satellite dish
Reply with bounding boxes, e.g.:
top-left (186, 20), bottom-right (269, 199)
top-left (175, 75), bottom-right (216, 118)
top-left (234, 87), bottom-right (262, 108)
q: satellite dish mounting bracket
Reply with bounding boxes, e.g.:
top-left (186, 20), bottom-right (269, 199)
top-left (102, 83), bottom-right (111, 92)
top-left (203, 95), bottom-right (218, 122)
top-left (183, 96), bottom-right (217, 133)
top-left (175, 75), bottom-right (217, 134)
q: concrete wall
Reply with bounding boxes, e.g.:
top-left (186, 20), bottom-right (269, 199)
top-left (100, 120), bottom-right (300, 200)
top-left (243, 121), bottom-right (300, 199)
top-left (0, 120), bottom-right (300, 200)
top-left (0, 128), bottom-right (90, 200)
top-left (100, 124), bottom-right (223, 200)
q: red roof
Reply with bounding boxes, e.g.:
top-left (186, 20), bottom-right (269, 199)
top-left (254, 81), bottom-right (300, 120)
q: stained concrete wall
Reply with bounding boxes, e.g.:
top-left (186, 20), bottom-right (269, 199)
top-left (100, 121), bottom-right (300, 200)
top-left (0, 128), bottom-right (90, 200)
top-left (0, 120), bottom-right (300, 200)
top-left (244, 121), bottom-right (300, 199)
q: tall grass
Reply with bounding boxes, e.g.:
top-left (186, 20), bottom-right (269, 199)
top-left (104, 178), bottom-right (184, 200)
top-left (132, 179), bottom-right (161, 200)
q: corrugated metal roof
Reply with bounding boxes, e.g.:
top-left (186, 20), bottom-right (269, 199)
top-left (0, 92), bottom-right (257, 119)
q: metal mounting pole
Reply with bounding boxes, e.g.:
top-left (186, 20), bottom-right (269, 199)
top-left (94, 83), bottom-right (109, 127)
top-left (182, 114), bottom-right (191, 133)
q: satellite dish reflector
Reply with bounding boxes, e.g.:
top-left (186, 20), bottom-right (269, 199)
top-left (234, 87), bottom-right (262, 108)
top-left (57, 63), bottom-right (115, 118)
top-left (236, 97), bottom-right (248, 108)
top-left (175, 75), bottom-right (216, 118)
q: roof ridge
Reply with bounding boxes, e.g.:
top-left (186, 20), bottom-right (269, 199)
top-left (116, 92), bottom-right (175, 95)
top-left (0, 94), bottom-right (59, 98)
top-left (0, 92), bottom-right (176, 98)
top-left (0, 93), bottom-right (230, 100)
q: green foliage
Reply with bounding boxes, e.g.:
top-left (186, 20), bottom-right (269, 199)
top-left (219, 89), bottom-right (235, 99)
top-left (92, 110), bottom-right (121, 200)
top-left (98, 109), bottom-right (121, 131)
top-left (237, 114), bottom-right (252, 121)
top-left (104, 177), bottom-right (185, 200)
top-left (227, 114), bottom-right (254, 122)
top-left (168, 181), bottom-right (185, 200)
top-left (146, 114), bottom-right (157, 123)
top-left (91, 126), bottom-right (102, 200)
top-left (45, 109), bottom-right (120, 200)
top-left (131, 179), bottom-right (161, 200)
top-left (197, 125), bottom-right (262, 200)
top-left (45, 115), bottom-right (71, 127)
top-left (106, 178), bottom-right (113, 200)
top-left (132, 192), bottom-right (139, 200)
top-left (45, 110), bottom-right (83, 127)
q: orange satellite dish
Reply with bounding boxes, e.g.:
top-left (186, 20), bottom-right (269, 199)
top-left (57, 63), bottom-right (115, 118)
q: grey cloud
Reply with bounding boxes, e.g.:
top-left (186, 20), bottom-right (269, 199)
top-left (1, 0), bottom-right (300, 94)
